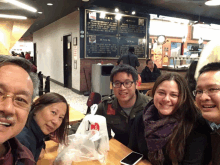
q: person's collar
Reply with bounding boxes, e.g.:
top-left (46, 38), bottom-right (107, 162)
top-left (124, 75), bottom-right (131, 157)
top-left (8, 137), bottom-right (35, 163)
top-left (0, 141), bottom-right (11, 160)
top-left (31, 119), bottom-right (46, 143)
top-left (209, 122), bottom-right (220, 131)
top-left (128, 52), bottom-right (133, 55)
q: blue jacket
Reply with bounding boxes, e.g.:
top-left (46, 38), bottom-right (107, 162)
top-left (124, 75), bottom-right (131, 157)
top-left (16, 119), bottom-right (46, 162)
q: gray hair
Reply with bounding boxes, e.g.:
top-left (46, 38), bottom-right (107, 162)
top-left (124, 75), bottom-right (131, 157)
top-left (0, 55), bottom-right (39, 99)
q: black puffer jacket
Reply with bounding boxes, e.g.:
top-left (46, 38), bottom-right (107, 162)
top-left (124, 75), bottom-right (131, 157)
top-left (141, 64), bottom-right (161, 83)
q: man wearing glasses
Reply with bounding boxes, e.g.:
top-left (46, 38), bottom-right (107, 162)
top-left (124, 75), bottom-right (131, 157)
top-left (0, 55), bottom-right (39, 165)
top-left (96, 64), bottom-right (151, 146)
top-left (194, 62), bottom-right (220, 164)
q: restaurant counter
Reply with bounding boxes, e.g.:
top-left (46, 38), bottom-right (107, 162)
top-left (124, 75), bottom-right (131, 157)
top-left (160, 66), bottom-right (188, 77)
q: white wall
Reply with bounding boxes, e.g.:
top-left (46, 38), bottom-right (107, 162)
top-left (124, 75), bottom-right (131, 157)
top-left (10, 41), bottom-right (33, 56)
top-left (33, 10), bottom-right (80, 91)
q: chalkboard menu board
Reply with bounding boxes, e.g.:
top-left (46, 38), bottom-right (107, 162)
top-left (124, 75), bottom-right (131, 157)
top-left (119, 16), bottom-right (146, 38)
top-left (86, 35), bottom-right (118, 57)
top-left (85, 10), bottom-right (147, 58)
top-left (119, 37), bottom-right (145, 57)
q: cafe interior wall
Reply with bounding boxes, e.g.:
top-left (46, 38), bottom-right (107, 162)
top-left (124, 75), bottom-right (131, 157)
top-left (33, 10), bottom-right (81, 92)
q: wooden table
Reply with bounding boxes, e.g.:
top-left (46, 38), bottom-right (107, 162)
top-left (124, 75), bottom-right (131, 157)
top-left (110, 82), bottom-right (154, 91)
top-left (69, 106), bottom-right (85, 125)
top-left (136, 82), bottom-right (154, 91)
top-left (37, 139), bottom-right (151, 165)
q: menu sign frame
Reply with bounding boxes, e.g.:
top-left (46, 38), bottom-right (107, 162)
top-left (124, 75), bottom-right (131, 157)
top-left (85, 9), bottom-right (148, 59)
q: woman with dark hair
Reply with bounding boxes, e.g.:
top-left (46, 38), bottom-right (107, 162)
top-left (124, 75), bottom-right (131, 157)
top-left (128, 73), bottom-right (211, 165)
top-left (16, 92), bottom-right (69, 161)
top-left (185, 60), bottom-right (198, 96)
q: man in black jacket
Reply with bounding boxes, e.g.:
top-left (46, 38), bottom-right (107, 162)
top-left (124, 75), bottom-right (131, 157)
top-left (141, 59), bottom-right (161, 83)
top-left (117, 47), bottom-right (140, 70)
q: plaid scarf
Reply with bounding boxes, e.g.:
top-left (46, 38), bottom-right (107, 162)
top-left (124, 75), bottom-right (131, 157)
top-left (143, 101), bottom-right (178, 165)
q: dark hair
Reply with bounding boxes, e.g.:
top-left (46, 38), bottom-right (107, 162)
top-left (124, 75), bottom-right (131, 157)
top-left (0, 55), bottom-right (39, 99)
top-left (11, 51), bottom-right (16, 56)
top-left (152, 73), bottom-right (199, 163)
top-left (199, 62), bottom-right (220, 76)
top-left (146, 59), bottom-right (152, 65)
top-left (110, 64), bottom-right (138, 82)
top-left (20, 52), bottom-right (25, 58)
top-left (128, 47), bottom-right (134, 53)
top-left (27, 92), bottom-right (69, 144)
top-left (185, 61), bottom-right (198, 95)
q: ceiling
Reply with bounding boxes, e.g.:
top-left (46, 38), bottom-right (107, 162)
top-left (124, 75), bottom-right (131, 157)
top-left (1, 0), bottom-right (220, 38)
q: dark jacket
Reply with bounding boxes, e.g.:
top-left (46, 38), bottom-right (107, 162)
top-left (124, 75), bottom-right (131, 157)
top-left (128, 111), bottom-right (212, 165)
top-left (0, 138), bottom-right (35, 165)
top-left (117, 52), bottom-right (140, 69)
top-left (210, 128), bottom-right (220, 164)
top-left (96, 90), bottom-right (151, 146)
top-left (141, 65), bottom-right (161, 83)
top-left (16, 119), bottom-right (46, 162)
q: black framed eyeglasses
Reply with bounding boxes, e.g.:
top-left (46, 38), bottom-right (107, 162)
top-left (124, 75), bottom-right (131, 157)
top-left (112, 81), bottom-right (134, 88)
top-left (192, 88), bottom-right (220, 97)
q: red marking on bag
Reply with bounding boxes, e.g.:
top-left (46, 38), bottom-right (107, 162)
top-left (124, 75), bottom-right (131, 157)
top-left (91, 123), bottom-right (100, 131)
top-left (107, 104), bottom-right (115, 115)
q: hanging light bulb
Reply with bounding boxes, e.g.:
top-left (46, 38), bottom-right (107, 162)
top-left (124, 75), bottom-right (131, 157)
top-left (115, 14), bottom-right (122, 20)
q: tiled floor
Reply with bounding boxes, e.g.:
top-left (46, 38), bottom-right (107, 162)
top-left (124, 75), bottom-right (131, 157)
top-left (50, 80), bottom-right (89, 114)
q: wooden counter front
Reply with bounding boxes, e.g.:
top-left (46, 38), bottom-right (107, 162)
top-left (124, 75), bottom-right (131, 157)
top-left (160, 67), bottom-right (187, 77)
top-left (37, 139), bottom-right (151, 165)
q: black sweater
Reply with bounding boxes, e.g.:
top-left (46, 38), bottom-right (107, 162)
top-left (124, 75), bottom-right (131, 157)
top-left (141, 65), bottom-right (161, 83)
top-left (128, 111), bottom-right (212, 165)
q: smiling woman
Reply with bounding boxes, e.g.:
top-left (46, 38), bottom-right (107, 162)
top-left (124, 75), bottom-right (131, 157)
top-left (16, 92), bottom-right (69, 162)
top-left (128, 72), bottom-right (212, 164)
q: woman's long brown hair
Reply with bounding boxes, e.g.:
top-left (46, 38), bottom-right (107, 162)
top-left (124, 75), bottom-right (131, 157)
top-left (152, 73), bottom-right (199, 163)
top-left (27, 92), bottom-right (69, 145)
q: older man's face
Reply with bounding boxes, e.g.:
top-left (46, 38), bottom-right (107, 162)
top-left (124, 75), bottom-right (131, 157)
top-left (0, 64), bottom-right (33, 144)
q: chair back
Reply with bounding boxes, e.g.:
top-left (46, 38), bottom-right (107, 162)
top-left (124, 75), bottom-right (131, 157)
top-left (146, 89), bottom-right (153, 97)
top-left (86, 92), bottom-right (101, 114)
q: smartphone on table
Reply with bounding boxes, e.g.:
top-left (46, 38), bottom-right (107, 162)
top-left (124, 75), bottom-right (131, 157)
top-left (120, 151), bottom-right (143, 165)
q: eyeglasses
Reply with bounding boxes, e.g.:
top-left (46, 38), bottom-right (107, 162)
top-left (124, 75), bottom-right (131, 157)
top-left (0, 94), bottom-right (31, 111)
top-left (112, 81), bottom-right (134, 88)
top-left (193, 88), bottom-right (220, 97)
